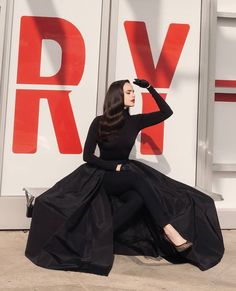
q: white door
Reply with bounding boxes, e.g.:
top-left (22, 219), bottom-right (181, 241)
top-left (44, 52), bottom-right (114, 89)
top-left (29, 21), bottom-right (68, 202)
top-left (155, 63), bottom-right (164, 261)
top-left (0, 0), bottom-right (105, 229)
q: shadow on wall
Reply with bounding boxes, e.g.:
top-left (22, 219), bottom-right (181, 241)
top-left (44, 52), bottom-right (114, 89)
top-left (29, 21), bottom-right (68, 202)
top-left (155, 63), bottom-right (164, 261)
top-left (130, 132), bottom-right (172, 175)
top-left (124, 0), bottom-right (175, 173)
top-left (26, 0), bottom-right (85, 86)
top-left (125, 0), bottom-right (193, 90)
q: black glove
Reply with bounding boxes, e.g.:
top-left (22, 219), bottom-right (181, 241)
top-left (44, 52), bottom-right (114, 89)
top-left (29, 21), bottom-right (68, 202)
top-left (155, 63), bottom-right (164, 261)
top-left (120, 163), bottom-right (131, 171)
top-left (133, 78), bottom-right (150, 88)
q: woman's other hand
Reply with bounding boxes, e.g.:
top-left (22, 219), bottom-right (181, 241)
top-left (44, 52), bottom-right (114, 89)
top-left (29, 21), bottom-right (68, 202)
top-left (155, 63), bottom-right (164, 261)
top-left (116, 163), bottom-right (131, 171)
top-left (133, 78), bottom-right (150, 88)
top-left (116, 164), bottom-right (122, 171)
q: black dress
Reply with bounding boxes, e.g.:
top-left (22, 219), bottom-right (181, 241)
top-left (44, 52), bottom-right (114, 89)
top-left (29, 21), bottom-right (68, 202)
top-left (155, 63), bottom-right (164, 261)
top-left (25, 86), bottom-right (224, 276)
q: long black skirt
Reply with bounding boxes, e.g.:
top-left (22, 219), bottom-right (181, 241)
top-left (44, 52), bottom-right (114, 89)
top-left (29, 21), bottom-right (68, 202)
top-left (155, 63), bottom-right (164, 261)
top-left (25, 159), bottom-right (224, 276)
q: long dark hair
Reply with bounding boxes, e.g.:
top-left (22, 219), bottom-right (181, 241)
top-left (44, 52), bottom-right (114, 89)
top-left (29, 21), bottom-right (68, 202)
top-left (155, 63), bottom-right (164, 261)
top-left (98, 79), bottom-right (130, 142)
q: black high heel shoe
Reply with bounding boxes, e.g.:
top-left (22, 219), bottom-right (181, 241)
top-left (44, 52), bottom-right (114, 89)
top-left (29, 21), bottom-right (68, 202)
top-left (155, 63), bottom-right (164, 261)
top-left (23, 188), bottom-right (35, 218)
top-left (163, 233), bottom-right (193, 252)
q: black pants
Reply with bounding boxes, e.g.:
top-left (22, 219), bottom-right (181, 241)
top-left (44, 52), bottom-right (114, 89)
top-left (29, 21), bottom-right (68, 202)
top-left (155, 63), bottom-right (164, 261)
top-left (103, 170), bottom-right (170, 233)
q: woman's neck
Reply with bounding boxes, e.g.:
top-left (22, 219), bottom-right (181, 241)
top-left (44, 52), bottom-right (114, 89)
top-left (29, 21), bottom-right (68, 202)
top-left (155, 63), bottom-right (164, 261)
top-left (123, 107), bottom-right (130, 118)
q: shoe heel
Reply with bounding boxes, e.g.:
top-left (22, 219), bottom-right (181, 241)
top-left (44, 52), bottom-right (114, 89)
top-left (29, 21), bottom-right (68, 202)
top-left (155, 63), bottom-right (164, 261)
top-left (26, 204), bottom-right (34, 218)
top-left (23, 188), bottom-right (35, 218)
top-left (163, 233), bottom-right (193, 252)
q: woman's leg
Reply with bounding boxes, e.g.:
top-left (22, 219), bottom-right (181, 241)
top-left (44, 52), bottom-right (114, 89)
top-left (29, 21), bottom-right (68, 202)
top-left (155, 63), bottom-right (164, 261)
top-left (103, 171), bottom-right (188, 245)
top-left (163, 224), bottom-right (188, 245)
top-left (103, 171), bottom-right (169, 229)
top-left (112, 190), bottom-right (144, 232)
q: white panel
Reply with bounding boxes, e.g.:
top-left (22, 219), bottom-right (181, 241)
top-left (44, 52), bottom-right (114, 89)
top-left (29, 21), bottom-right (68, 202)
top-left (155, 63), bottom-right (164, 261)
top-left (1, 0), bottom-right (103, 196)
top-left (215, 18), bottom-right (236, 80)
top-left (213, 0), bottom-right (236, 223)
top-left (217, 0), bottom-right (236, 13)
top-left (214, 15), bottom-right (236, 163)
top-left (113, 0), bottom-right (202, 185)
top-left (214, 172), bottom-right (236, 209)
top-left (213, 102), bottom-right (236, 163)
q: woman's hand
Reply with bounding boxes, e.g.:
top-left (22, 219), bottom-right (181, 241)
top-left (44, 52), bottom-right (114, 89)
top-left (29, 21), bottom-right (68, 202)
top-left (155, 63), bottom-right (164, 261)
top-left (116, 164), bottom-right (122, 171)
top-left (116, 163), bottom-right (131, 171)
top-left (133, 78), bottom-right (151, 88)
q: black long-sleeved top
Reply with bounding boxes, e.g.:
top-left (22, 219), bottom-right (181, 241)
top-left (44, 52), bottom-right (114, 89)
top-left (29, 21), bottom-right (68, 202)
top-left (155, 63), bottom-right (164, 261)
top-left (83, 86), bottom-right (173, 171)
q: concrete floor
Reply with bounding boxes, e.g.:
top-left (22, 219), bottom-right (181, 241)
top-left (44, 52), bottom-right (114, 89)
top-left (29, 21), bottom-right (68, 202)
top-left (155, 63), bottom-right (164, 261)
top-left (0, 230), bottom-right (235, 291)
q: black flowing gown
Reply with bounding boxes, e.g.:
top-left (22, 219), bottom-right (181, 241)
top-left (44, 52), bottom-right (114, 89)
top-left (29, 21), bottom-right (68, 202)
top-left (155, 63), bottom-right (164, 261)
top-left (25, 86), bottom-right (224, 276)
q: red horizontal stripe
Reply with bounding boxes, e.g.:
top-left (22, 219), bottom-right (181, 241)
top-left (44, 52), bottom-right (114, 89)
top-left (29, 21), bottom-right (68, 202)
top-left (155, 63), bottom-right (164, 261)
top-left (215, 93), bottom-right (236, 102)
top-left (215, 80), bottom-right (236, 87)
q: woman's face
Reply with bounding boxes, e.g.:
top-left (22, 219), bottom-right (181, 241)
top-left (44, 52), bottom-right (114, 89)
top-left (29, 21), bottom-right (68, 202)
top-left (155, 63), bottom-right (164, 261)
top-left (123, 82), bottom-right (135, 108)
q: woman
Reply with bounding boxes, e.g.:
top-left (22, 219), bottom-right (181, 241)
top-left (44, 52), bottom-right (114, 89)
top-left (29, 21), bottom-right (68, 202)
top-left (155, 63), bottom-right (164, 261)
top-left (25, 79), bottom-right (224, 276)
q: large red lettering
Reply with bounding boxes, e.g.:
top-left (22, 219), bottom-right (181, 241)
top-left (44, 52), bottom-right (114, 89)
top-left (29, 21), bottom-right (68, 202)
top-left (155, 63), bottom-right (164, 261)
top-left (17, 16), bottom-right (85, 85)
top-left (13, 90), bottom-right (81, 154)
top-left (124, 21), bottom-right (189, 154)
top-left (141, 93), bottom-right (167, 155)
top-left (14, 16), bottom-right (85, 154)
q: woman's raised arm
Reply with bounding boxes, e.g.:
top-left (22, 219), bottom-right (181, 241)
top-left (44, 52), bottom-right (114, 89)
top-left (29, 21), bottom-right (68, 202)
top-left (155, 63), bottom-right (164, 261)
top-left (137, 85), bottom-right (173, 130)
